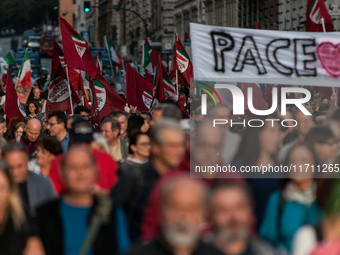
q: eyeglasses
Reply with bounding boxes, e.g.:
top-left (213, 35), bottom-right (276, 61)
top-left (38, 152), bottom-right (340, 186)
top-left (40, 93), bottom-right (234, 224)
top-left (137, 142), bottom-right (151, 147)
top-left (318, 140), bottom-right (339, 146)
top-left (15, 130), bottom-right (23, 134)
top-left (47, 122), bottom-right (58, 127)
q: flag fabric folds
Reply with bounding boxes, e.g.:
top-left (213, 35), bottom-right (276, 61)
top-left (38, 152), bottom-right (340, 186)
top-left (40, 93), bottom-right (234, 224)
top-left (5, 69), bottom-right (25, 123)
top-left (306, 0), bottom-right (334, 32)
top-left (59, 16), bottom-right (97, 77)
top-left (126, 63), bottom-right (154, 111)
top-left (18, 51), bottom-right (31, 89)
top-left (104, 35), bottom-right (120, 64)
top-left (170, 33), bottom-right (193, 88)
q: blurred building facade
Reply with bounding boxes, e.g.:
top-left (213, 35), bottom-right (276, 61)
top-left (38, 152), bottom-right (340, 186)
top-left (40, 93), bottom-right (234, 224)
top-left (59, 0), bottom-right (76, 27)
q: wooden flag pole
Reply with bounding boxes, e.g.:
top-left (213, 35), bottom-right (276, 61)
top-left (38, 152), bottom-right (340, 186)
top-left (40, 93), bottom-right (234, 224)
top-left (65, 65), bottom-right (74, 115)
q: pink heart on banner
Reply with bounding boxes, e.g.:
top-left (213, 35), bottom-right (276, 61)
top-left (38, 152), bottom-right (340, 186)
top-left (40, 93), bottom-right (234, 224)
top-left (316, 42), bottom-right (340, 78)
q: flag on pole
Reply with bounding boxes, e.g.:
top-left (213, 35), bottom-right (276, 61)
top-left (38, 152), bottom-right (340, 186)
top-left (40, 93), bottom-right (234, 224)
top-left (0, 52), bottom-right (16, 65)
top-left (306, 0), bottom-right (334, 32)
top-left (104, 35), bottom-right (120, 64)
top-left (126, 63), bottom-right (154, 111)
top-left (170, 33), bottom-right (193, 88)
top-left (89, 71), bottom-right (126, 130)
top-left (46, 63), bottom-right (79, 118)
top-left (59, 16), bottom-right (97, 77)
top-left (5, 69), bottom-right (25, 123)
top-left (142, 37), bottom-right (154, 74)
top-left (95, 53), bottom-right (102, 73)
top-left (151, 53), bottom-right (166, 107)
top-left (51, 42), bottom-right (65, 76)
top-left (18, 51), bottom-right (31, 89)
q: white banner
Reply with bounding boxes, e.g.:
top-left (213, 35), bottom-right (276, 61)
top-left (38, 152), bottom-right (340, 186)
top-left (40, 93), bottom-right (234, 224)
top-left (190, 23), bottom-right (340, 87)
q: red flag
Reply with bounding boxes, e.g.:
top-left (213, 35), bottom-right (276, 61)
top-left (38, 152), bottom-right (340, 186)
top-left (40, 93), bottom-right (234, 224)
top-left (5, 69), bottom-right (25, 123)
top-left (89, 71), bottom-right (126, 131)
top-left (126, 63), bottom-right (154, 111)
top-left (306, 0), bottom-right (334, 32)
top-left (152, 53), bottom-right (166, 106)
top-left (170, 33), bottom-right (193, 88)
top-left (314, 86), bottom-right (333, 100)
top-left (46, 63), bottom-right (79, 118)
top-left (96, 53), bottom-right (101, 73)
top-left (59, 16), bottom-right (97, 77)
top-left (78, 74), bottom-right (90, 109)
top-left (51, 41), bottom-right (64, 77)
top-left (117, 57), bottom-right (124, 70)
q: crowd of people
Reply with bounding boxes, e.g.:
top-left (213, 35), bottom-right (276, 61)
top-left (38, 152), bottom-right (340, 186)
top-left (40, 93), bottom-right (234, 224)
top-left (0, 78), bottom-right (340, 255)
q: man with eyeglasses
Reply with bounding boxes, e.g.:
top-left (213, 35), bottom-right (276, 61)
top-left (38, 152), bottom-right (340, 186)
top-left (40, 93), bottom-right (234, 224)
top-left (47, 110), bottom-right (69, 153)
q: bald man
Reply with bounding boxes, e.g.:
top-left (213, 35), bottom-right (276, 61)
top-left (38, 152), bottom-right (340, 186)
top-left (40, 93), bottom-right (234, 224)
top-left (17, 118), bottom-right (41, 159)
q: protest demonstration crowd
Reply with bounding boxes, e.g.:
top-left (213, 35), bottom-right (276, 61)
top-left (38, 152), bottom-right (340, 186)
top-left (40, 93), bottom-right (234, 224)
top-left (2, 1), bottom-right (340, 255)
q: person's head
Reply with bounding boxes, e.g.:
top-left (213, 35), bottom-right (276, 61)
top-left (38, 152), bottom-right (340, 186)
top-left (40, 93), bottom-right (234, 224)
top-left (25, 101), bottom-right (39, 115)
top-left (109, 110), bottom-right (128, 136)
top-left (128, 132), bottom-right (151, 160)
top-left (149, 119), bottom-right (185, 170)
top-left (293, 110), bottom-right (314, 140)
top-left (305, 126), bottom-right (339, 164)
top-left (234, 115), bottom-right (281, 167)
top-left (33, 87), bottom-right (41, 99)
top-left (141, 111), bottom-right (152, 126)
top-left (212, 106), bottom-right (231, 125)
top-left (26, 119), bottom-right (41, 143)
top-left (0, 160), bottom-right (25, 231)
top-left (60, 146), bottom-right (97, 194)
top-left (7, 118), bottom-right (26, 140)
top-left (127, 115), bottom-right (149, 136)
top-left (70, 117), bottom-right (94, 145)
top-left (0, 116), bottom-right (6, 137)
top-left (192, 118), bottom-right (225, 167)
top-left (153, 103), bottom-right (182, 124)
top-left (2, 144), bottom-right (29, 184)
top-left (210, 182), bottom-right (253, 243)
top-left (36, 136), bottom-right (63, 168)
top-left (100, 117), bottom-right (120, 145)
top-left (47, 110), bottom-right (67, 137)
top-left (285, 143), bottom-right (318, 182)
top-left (74, 106), bottom-right (91, 121)
top-left (319, 104), bottom-right (330, 116)
top-left (160, 175), bottom-right (208, 249)
top-left (14, 122), bottom-right (25, 139)
top-left (321, 96), bottom-right (329, 105)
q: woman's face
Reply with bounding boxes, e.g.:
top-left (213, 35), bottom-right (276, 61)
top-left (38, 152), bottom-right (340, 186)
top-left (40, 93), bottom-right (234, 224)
top-left (29, 103), bottom-right (36, 114)
top-left (314, 138), bottom-right (339, 164)
top-left (15, 126), bottom-right (24, 139)
top-left (288, 146), bottom-right (315, 180)
top-left (141, 119), bottom-right (149, 133)
top-left (259, 121), bottom-right (280, 155)
top-left (0, 172), bottom-right (10, 213)
top-left (132, 134), bottom-right (151, 159)
top-left (36, 146), bottom-right (55, 167)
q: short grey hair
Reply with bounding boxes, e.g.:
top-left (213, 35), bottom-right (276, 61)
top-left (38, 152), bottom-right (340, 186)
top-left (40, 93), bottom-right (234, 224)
top-left (150, 118), bottom-right (183, 145)
top-left (155, 103), bottom-right (182, 121)
top-left (93, 133), bottom-right (110, 153)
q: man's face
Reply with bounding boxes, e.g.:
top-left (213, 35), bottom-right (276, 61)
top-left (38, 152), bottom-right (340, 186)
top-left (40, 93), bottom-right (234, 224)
top-left (79, 111), bottom-right (91, 121)
top-left (211, 187), bottom-right (252, 242)
top-left (63, 149), bottom-right (95, 193)
top-left (295, 111), bottom-right (314, 137)
top-left (161, 181), bottom-right (204, 248)
top-left (153, 109), bottom-right (163, 124)
top-left (113, 115), bottom-right (127, 135)
top-left (5, 151), bottom-right (28, 183)
top-left (141, 113), bottom-right (151, 125)
top-left (0, 122), bottom-right (7, 137)
top-left (26, 123), bottom-right (41, 143)
top-left (33, 88), bottom-right (41, 98)
top-left (152, 128), bottom-right (185, 169)
top-left (100, 122), bottom-right (118, 144)
top-left (47, 116), bottom-right (65, 137)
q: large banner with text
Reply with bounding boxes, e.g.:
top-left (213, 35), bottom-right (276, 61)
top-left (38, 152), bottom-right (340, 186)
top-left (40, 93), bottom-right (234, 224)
top-left (190, 23), bottom-right (340, 86)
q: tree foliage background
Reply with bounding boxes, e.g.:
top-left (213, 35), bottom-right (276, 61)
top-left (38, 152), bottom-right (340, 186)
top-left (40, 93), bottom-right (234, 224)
top-left (0, 0), bottom-right (59, 33)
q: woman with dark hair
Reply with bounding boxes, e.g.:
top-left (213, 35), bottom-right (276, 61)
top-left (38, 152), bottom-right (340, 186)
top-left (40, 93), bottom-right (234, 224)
top-left (13, 122), bottom-right (25, 141)
top-left (260, 143), bottom-right (323, 254)
top-left (127, 115), bottom-right (149, 136)
top-left (25, 101), bottom-right (44, 122)
top-left (121, 132), bottom-right (150, 168)
top-left (232, 115), bottom-right (282, 228)
top-left (36, 136), bottom-right (63, 176)
top-left (0, 160), bottom-right (45, 255)
top-left (5, 118), bottom-right (26, 141)
top-left (304, 126), bottom-right (339, 164)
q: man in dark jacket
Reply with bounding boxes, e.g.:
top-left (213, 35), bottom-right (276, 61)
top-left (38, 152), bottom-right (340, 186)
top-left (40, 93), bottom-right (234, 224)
top-left (36, 146), bottom-right (130, 255)
top-left (124, 175), bottom-right (224, 255)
